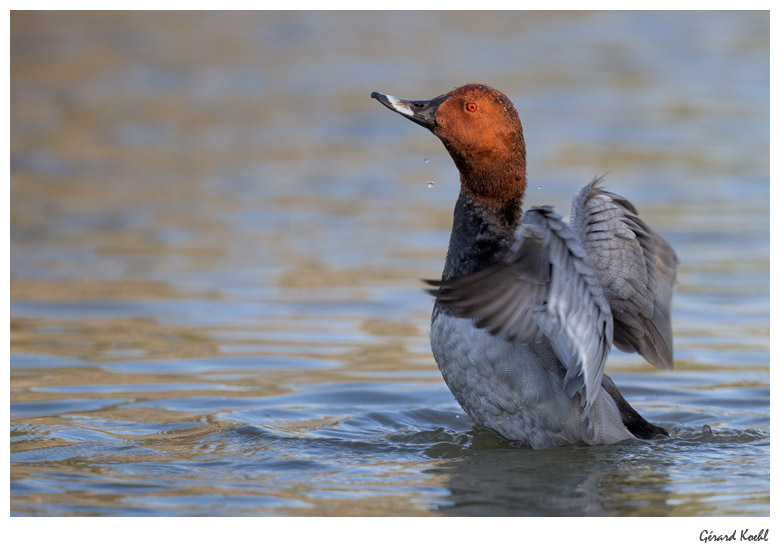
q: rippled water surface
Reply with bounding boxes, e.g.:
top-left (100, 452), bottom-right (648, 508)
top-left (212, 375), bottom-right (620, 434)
top-left (10, 11), bottom-right (769, 517)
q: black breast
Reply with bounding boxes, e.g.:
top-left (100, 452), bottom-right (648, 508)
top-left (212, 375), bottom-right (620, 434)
top-left (441, 192), bottom-right (522, 281)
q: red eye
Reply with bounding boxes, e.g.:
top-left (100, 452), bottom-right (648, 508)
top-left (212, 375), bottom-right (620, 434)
top-left (466, 102), bottom-right (477, 112)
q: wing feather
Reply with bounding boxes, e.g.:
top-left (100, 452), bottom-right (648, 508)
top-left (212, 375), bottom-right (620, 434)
top-left (570, 175), bottom-right (679, 369)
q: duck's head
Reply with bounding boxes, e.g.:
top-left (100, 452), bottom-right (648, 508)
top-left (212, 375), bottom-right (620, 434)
top-left (372, 83), bottom-right (527, 207)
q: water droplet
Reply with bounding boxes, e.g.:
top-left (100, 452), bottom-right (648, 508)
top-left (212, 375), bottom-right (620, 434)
top-left (537, 185), bottom-right (542, 190)
top-left (426, 181), bottom-right (435, 189)
top-left (424, 157), bottom-right (429, 164)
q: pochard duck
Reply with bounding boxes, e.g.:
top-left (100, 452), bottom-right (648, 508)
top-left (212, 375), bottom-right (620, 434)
top-left (372, 83), bottom-right (678, 449)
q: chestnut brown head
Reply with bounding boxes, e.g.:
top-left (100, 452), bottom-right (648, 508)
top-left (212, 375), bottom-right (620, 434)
top-left (372, 83), bottom-right (527, 206)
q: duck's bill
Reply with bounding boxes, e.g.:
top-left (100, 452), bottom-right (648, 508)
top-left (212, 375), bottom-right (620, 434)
top-left (371, 91), bottom-right (446, 129)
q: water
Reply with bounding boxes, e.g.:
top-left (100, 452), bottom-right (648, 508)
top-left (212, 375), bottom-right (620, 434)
top-left (10, 11), bottom-right (769, 517)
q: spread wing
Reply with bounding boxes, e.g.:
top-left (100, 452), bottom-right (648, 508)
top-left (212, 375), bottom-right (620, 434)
top-left (427, 206), bottom-right (613, 420)
top-left (570, 176), bottom-right (679, 369)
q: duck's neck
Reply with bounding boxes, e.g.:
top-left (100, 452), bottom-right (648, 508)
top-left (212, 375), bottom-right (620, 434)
top-left (441, 191), bottom-right (523, 281)
top-left (441, 126), bottom-right (527, 207)
top-left (438, 120), bottom-right (527, 280)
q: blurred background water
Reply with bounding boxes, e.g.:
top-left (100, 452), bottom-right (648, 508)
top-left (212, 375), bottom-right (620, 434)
top-left (10, 11), bottom-right (769, 516)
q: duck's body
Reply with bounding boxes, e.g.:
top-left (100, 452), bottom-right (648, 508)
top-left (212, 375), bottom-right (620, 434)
top-left (372, 84), bottom-right (678, 448)
top-left (429, 181), bottom-right (673, 448)
top-left (431, 315), bottom-right (635, 448)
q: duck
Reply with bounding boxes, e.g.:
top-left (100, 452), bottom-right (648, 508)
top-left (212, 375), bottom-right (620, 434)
top-left (371, 83), bottom-right (678, 449)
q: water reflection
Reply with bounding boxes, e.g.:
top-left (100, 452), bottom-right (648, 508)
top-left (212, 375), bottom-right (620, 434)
top-left (429, 427), bottom-right (768, 517)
